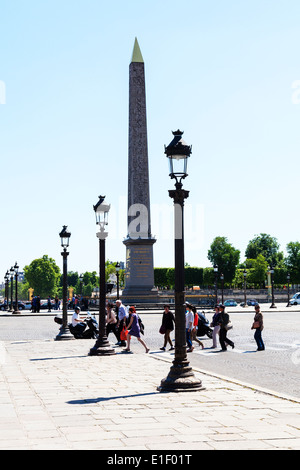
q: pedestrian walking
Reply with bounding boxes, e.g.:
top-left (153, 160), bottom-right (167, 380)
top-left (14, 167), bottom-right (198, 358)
top-left (191, 306), bottom-right (204, 348)
top-left (31, 296), bottom-right (36, 313)
top-left (36, 295), bottom-right (41, 313)
top-left (116, 299), bottom-right (128, 346)
top-left (210, 305), bottom-right (221, 348)
top-left (54, 296), bottom-right (59, 310)
top-left (47, 296), bottom-right (52, 312)
top-left (218, 304), bottom-right (234, 351)
top-left (124, 306), bottom-right (149, 353)
top-left (159, 304), bottom-right (175, 351)
top-left (251, 304), bottom-right (265, 351)
top-left (106, 302), bottom-right (118, 342)
top-left (186, 303), bottom-right (194, 352)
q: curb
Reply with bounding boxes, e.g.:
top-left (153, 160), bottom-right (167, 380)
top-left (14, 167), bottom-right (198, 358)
top-left (151, 352), bottom-right (300, 404)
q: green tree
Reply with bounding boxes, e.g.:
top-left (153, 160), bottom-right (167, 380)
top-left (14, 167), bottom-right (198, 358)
top-left (24, 255), bottom-right (61, 298)
top-left (285, 241), bottom-right (300, 283)
top-left (207, 237), bottom-right (240, 283)
top-left (83, 271), bottom-right (98, 287)
top-left (244, 254), bottom-right (268, 287)
top-left (245, 233), bottom-right (283, 266)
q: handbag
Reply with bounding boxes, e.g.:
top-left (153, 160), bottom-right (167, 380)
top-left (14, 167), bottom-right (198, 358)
top-left (225, 321), bottom-right (233, 331)
top-left (159, 325), bottom-right (166, 335)
top-left (252, 321), bottom-right (260, 329)
top-left (120, 326), bottom-right (128, 341)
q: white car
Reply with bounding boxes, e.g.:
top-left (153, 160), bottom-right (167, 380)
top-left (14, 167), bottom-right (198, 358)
top-left (289, 293), bottom-right (300, 305)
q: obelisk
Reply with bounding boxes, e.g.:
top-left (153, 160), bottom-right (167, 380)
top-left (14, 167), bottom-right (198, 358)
top-left (122, 38), bottom-right (156, 302)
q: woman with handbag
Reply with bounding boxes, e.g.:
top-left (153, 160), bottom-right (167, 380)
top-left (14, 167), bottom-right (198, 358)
top-left (124, 307), bottom-right (150, 353)
top-left (218, 304), bottom-right (234, 351)
top-left (159, 304), bottom-right (175, 351)
top-left (251, 304), bottom-right (265, 351)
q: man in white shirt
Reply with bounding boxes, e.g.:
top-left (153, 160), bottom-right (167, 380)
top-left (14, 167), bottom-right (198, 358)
top-left (71, 306), bottom-right (86, 335)
top-left (185, 304), bottom-right (194, 352)
top-left (116, 300), bottom-right (128, 346)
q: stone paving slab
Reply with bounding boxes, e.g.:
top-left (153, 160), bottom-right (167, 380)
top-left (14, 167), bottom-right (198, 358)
top-left (0, 338), bottom-right (299, 451)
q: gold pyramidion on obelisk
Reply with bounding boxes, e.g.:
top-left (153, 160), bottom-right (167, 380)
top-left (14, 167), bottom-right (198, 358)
top-left (122, 38), bottom-right (156, 303)
top-left (131, 37), bottom-right (144, 63)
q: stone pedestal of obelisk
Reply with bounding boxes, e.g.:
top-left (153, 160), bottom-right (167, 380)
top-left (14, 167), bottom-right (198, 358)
top-left (122, 38), bottom-right (156, 303)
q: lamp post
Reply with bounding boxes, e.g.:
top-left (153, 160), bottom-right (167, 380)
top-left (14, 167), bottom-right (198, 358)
top-left (269, 265), bottom-right (276, 308)
top-left (55, 226), bottom-right (74, 340)
top-left (159, 130), bottom-right (203, 392)
top-left (286, 272), bottom-right (291, 307)
top-left (79, 274), bottom-right (84, 296)
top-left (4, 271), bottom-right (9, 310)
top-left (214, 264), bottom-right (218, 307)
top-left (115, 262), bottom-right (120, 300)
top-left (9, 267), bottom-right (14, 312)
top-left (12, 262), bottom-right (20, 314)
top-left (220, 273), bottom-right (224, 304)
top-left (89, 196), bottom-right (115, 356)
top-left (243, 269), bottom-right (247, 307)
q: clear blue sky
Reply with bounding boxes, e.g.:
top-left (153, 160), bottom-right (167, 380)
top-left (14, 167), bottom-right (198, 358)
top-left (1, 0), bottom-right (300, 275)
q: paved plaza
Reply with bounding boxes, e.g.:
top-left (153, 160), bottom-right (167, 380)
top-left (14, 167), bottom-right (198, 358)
top-left (0, 337), bottom-right (299, 451)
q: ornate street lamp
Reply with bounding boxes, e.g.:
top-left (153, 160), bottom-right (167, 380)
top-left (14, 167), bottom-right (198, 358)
top-left (89, 196), bottom-right (115, 356)
top-left (159, 130), bottom-right (203, 392)
top-left (12, 262), bottom-right (20, 314)
top-left (243, 269), bottom-right (247, 307)
top-left (115, 262), bottom-right (120, 300)
top-left (269, 265), bottom-right (276, 308)
top-left (4, 271), bottom-right (10, 310)
top-left (79, 273), bottom-right (84, 296)
top-left (220, 273), bottom-right (224, 304)
top-left (55, 226), bottom-right (74, 340)
top-left (286, 272), bottom-right (291, 307)
top-left (214, 264), bottom-right (218, 307)
top-left (9, 266), bottom-right (14, 312)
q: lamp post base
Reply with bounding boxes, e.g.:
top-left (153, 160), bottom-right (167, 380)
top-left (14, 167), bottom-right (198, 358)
top-left (89, 337), bottom-right (116, 356)
top-left (55, 325), bottom-right (75, 341)
top-left (158, 362), bottom-right (204, 393)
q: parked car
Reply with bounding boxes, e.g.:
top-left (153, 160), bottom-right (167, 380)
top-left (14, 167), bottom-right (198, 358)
top-left (224, 299), bottom-right (238, 307)
top-left (289, 293), bottom-right (300, 305)
top-left (0, 301), bottom-right (26, 311)
top-left (240, 299), bottom-right (259, 307)
top-left (40, 300), bottom-right (56, 309)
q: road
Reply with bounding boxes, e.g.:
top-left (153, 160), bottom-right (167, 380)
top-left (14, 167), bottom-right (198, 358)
top-left (0, 307), bottom-right (299, 399)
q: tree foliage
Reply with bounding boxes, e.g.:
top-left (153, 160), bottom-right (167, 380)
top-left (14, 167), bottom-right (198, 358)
top-left (285, 241), bottom-right (300, 283)
top-left (24, 255), bottom-right (61, 298)
top-left (245, 233), bottom-right (283, 266)
top-left (207, 237), bottom-right (240, 283)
